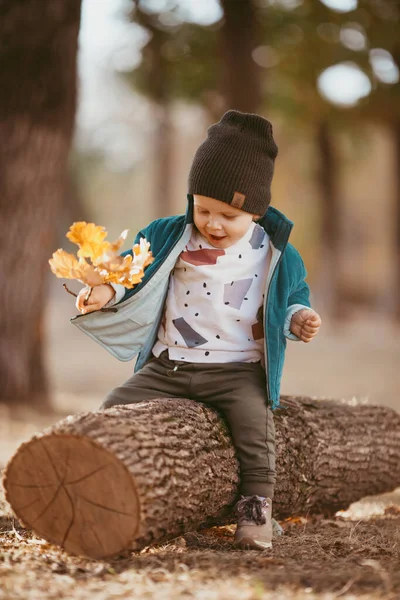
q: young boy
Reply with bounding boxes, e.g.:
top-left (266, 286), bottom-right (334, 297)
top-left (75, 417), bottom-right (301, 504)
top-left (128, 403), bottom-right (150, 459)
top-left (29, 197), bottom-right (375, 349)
top-left (74, 110), bottom-right (321, 550)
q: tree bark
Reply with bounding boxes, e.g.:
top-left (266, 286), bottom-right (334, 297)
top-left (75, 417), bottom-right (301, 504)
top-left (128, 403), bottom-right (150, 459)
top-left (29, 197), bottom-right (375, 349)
top-left (0, 0), bottom-right (81, 410)
top-left (3, 396), bottom-right (400, 559)
top-left (390, 46), bottom-right (400, 322)
top-left (394, 119), bottom-right (400, 322)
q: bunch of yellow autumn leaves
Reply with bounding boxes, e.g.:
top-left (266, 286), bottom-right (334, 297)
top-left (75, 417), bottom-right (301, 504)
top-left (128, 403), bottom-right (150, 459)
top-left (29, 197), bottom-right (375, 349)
top-left (49, 222), bottom-right (154, 290)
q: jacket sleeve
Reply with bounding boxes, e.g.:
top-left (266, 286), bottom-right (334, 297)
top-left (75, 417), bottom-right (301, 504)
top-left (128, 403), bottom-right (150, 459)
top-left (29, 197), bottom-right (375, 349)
top-left (283, 249), bottom-right (315, 342)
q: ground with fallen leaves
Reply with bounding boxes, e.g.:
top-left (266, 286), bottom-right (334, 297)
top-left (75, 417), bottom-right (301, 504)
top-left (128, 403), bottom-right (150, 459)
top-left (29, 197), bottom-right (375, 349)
top-left (1, 478), bottom-right (400, 600)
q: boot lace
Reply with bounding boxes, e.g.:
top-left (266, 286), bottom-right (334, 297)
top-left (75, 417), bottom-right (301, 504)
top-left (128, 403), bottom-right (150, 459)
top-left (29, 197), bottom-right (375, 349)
top-left (235, 495), bottom-right (269, 525)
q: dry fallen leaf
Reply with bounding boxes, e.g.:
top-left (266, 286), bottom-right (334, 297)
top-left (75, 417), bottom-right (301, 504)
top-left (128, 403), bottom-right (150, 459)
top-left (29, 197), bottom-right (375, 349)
top-left (49, 222), bottom-right (154, 292)
top-left (66, 222), bottom-right (109, 260)
top-left (49, 251), bottom-right (103, 286)
top-left (49, 250), bottom-right (80, 279)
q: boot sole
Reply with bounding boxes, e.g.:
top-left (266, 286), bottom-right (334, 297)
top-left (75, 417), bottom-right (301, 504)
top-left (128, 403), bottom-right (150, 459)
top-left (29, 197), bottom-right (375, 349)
top-left (234, 537), bottom-right (272, 550)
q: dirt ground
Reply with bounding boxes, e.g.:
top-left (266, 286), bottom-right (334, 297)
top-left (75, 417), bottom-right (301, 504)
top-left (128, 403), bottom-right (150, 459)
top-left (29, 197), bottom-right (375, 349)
top-left (1, 481), bottom-right (400, 600)
top-left (1, 289), bottom-right (400, 599)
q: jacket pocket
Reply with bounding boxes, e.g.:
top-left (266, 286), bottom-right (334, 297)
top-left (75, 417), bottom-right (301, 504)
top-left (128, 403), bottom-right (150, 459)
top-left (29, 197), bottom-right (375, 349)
top-left (71, 310), bottom-right (154, 362)
top-left (71, 280), bottom-right (167, 361)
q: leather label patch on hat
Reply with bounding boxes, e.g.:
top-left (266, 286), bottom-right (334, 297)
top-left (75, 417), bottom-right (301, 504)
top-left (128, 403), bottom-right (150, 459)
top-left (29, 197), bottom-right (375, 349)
top-left (231, 191), bottom-right (246, 209)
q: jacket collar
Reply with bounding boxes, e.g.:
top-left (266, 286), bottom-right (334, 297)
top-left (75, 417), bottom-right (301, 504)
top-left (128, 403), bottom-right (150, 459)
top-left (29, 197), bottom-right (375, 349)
top-left (186, 195), bottom-right (293, 251)
top-left (258, 206), bottom-right (293, 251)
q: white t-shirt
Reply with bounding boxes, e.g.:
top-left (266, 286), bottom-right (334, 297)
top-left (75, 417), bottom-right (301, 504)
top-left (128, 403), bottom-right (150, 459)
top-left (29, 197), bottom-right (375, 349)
top-left (152, 222), bottom-right (271, 363)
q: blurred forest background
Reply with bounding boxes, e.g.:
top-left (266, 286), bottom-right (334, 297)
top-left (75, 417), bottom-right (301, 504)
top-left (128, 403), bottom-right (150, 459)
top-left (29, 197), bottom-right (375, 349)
top-left (1, 0), bottom-right (400, 446)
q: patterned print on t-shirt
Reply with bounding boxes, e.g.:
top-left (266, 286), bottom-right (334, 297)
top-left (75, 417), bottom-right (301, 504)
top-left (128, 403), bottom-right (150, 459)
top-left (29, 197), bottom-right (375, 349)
top-left (172, 317), bottom-right (208, 347)
top-left (180, 248), bottom-right (225, 266)
top-left (223, 278), bottom-right (253, 310)
top-left (152, 221), bottom-right (271, 363)
top-left (249, 225), bottom-right (265, 249)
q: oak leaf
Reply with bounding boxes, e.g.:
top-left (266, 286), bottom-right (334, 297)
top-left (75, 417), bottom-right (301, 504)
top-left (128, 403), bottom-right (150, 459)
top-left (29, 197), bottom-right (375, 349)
top-left (49, 250), bottom-right (104, 286)
top-left (49, 222), bottom-right (154, 292)
top-left (67, 222), bottom-right (110, 261)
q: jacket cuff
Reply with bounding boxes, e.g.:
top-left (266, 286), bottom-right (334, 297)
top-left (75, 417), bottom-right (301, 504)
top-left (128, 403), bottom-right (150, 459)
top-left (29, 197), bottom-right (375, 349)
top-left (104, 283), bottom-right (126, 307)
top-left (284, 304), bottom-right (315, 341)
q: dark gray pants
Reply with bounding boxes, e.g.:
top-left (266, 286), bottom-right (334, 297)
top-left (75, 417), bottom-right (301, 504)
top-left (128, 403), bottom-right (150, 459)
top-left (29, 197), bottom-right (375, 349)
top-left (102, 351), bottom-right (276, 499)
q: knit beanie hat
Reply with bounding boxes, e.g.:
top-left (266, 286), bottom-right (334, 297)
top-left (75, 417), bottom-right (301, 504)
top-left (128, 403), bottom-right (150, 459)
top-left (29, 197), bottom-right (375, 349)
top-left (188, 110), bottom-right (278, 216)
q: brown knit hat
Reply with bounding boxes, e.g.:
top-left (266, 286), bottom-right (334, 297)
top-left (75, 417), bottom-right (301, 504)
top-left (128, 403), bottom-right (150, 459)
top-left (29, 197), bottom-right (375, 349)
top-left (188, 110), bottom-right (278, 216)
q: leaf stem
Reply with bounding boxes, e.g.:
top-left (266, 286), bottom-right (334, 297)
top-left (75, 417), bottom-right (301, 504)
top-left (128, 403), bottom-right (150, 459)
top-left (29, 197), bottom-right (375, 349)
top-left (62, 283), bottom-right (117, 313)
top-left (63, 284), bottom-right (78, 298)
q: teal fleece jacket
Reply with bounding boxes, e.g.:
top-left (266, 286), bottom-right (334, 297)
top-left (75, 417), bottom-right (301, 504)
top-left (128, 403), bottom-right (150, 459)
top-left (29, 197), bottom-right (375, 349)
top-left (72, 195), bottom-right (311, 409)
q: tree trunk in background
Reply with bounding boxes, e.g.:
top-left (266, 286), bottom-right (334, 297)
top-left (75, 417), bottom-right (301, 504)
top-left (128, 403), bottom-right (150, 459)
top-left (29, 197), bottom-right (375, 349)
top-left (0, 1), bottom-right (81, 410)
top-left (391, 45), bottom-right (400, 322)
top-left (56, 175), bottom-right (91, 249)
top-left (133, 2), bottom-right (175, 218)
top-left (394, 120), bottom-right (400, 322)
top-left (4, 396), bottom-right (400, 559)
top-left (148, 35), bottom-right (174, 219)
top-left (220, 0), bottom-right (261, 113)
top-left (317, 120), bottom-right (343, 320)
top-left (153, 103), bottom-right (174, 219)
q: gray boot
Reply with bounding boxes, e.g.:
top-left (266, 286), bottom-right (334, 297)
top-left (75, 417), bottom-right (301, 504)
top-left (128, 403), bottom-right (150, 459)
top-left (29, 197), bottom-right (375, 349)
top-left (234, 495), bottom-right (272, 550)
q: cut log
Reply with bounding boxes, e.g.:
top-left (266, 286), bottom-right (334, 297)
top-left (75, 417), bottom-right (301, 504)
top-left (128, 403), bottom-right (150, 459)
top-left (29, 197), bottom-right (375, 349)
top-left (3, 396), bottom-right (400, 559)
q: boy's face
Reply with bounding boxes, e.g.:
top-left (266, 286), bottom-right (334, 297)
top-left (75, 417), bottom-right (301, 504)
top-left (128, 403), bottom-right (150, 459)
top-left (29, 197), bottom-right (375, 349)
top-left (193, 195), bottom-right (260, 249)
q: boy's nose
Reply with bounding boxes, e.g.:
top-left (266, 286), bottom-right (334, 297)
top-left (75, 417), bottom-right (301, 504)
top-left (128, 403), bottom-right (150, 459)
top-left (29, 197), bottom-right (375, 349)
top-left (207, 218), bottom-right (222, 230)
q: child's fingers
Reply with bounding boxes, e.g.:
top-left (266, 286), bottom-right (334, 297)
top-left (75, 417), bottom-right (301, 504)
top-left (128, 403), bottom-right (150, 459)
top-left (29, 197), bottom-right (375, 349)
top-left (307, 315), bottom-right (321, 326)
top-left (300, 324), bottom-right (318, 339)
top-left (84, 296), bottom-right (98, 307)
top-left (80, 300), bottom-right (101, 314)
top-left (76, 288), bottom-right (97, 313)
top-left (81, 305), bottom-right (100, 314)
top-left (76, 293), bottom-right (86, 311)
top-left (301, 329), bottom-right (314, 337)
top-left (294, 311), bottom-right (321, 342)
top-left (301, 332), bottom-right (315, 342)
top-left (303, 323), bottom-right (320, 333)
top-left (301, 312), bottom-right (316, 322)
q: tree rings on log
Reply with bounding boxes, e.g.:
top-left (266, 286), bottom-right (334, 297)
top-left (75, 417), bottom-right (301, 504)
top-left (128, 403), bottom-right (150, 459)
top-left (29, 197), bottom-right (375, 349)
top-left (3, 400), bottom-right (240, 558)
top-left (4, 435), bottom-right (139, 559)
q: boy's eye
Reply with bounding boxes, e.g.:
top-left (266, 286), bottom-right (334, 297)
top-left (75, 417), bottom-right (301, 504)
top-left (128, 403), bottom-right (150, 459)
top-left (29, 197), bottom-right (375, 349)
top-left (224, 215), bottom-right (236, 220)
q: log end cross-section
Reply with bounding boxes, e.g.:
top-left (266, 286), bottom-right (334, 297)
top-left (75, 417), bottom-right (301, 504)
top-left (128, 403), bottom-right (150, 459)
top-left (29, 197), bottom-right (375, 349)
top-left (3, 435), bottom-right (139, 559)
top-left (3, 399), bottom-right (240, 558)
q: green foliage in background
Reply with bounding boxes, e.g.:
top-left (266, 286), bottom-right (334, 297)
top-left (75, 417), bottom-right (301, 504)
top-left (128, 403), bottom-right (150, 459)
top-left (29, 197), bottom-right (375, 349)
top-left (126, 0), bottom-right (400, 126)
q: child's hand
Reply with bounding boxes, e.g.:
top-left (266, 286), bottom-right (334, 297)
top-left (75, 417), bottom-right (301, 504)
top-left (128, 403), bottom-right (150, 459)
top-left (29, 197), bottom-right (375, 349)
top-left (76, 284), bottom-right (115, 314)
top-left (290, 309), bottom-right (321, 343)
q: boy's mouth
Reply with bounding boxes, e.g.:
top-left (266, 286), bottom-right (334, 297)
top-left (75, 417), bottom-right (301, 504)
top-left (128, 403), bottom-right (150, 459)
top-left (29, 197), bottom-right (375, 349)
top-left (208, 234), bottom-right (227, 244)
